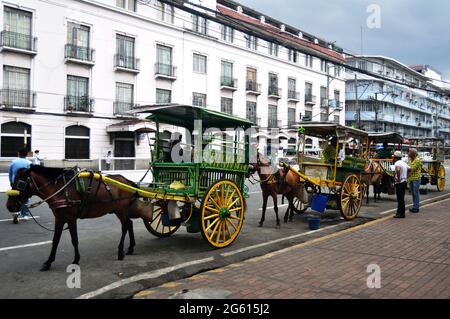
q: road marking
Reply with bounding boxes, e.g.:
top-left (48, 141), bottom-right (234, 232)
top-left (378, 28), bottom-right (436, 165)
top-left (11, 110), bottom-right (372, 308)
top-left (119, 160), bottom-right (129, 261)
top-left (77, 257), bottom-right (215, 299)
top-left (0, 216), bottom-right (40, 223)
top-left (380, 193), bottom-right (450, 215)
top-left (0, 241), bottom-right (52, 253)
top-left (258, 204), bottom-right (288, 211)
top-left (221, 224), bottom-right (343, 257)
top-left (79, 195), bottom-right (450, 299)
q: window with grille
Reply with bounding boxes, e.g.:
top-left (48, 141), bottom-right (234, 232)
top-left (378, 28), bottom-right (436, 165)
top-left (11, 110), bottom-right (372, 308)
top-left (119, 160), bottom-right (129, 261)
top-left (3, 7), bottom-right (32, 50)
top-left (221, 25), bottom-right (234, 43)
top-left (116, 0), bottom-right (136, 11)
top-left (156, 89), bottom-right (171, 104)
top-left (268, 105), bottom-right (278, 128)
top-left (116, 34), bottom-right (136, 69)
top-left (66, 22), bottom-right (90, 60)
top-left (245, 34), bottom-right (257, 50)
top-left (269, 43), bottom-right (278, 57)
top-left (115, 83), bottom-right (134, 114)
top-left (193, 53), bottom-right (207, 74)
top-left (288, 108), bottom-right (296, 126)
top-left (193, 93), bottom-right (206, 107)
top-left (65, 125), bottom-right (90, 159)
top-left (221, 97), bottom-right (233, 115)
top-left (246, 101), bottom-right (257, 123)
top-left (192, 15), bottom-right (207, 35)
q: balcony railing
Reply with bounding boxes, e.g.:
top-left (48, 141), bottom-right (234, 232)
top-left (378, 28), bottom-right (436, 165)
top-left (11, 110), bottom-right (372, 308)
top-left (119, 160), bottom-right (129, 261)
top-left (65, 44), bottom-right (95, 63)
top-left (114, 101), bottom-right (137, 116)
top-left (221, 76), bottom-right (238, 90)
top-left (268, 118), bottom-right (279, 128)
top-left (305, 94), bottom-right (317, 105)
top-left (114, 54), bottom-right (140, 73)
top-left (288, 90), bottom-right (300, 101)
top-left (268, 86), bottom-right (282, 98)
top-left (155, 63), bottom-right (177, 79)
top-left (0, 31), bottom-right (37, 53)
top-left (246, 81), bottom-right (261, 94)
top-left (329, 99), bottom-right (344, 109)
top-left (247, 115), bottom-right (257, 124)
top-left (0, 89), bottom-right (36, 109)
top-left (64, 95), bottom-right (94, 113)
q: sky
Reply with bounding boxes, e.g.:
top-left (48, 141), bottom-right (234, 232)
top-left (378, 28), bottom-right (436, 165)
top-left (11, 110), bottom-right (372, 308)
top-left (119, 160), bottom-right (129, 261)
top-left (238, 0), bottom-right (450, 81)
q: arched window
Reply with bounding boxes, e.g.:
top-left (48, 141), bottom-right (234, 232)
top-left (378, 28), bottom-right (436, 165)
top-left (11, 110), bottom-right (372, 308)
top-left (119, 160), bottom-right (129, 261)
top-left (65, 125), bottom-right (89, 159)
top-left (1, 122), bottom-right (31, 157)
top-left (305, 138), bottom-right (313, 149)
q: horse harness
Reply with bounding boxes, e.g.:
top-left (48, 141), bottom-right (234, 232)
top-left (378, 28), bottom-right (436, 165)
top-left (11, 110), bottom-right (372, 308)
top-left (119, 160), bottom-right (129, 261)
top-left (28, 168), bottom-right (138, 218)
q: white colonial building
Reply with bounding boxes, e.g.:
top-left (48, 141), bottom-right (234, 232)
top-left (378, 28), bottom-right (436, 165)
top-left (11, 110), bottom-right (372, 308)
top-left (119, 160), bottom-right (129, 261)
top-left (0, 0), bottom-right (346, 176)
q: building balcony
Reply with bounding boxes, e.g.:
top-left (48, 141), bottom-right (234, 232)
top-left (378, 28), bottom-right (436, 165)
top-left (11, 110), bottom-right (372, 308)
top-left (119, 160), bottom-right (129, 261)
top-left (114, 54), bottom-right (140, 74)
top-left (305, 94), bottom-right (317, 105)
top-left (220, 77), bottom-right (238, 91)
top-left (64, 95), bottom-right (94, 115)
top-left (0, 31), bottom-right (37, 55)
top-left (247, 115), bottom-right (258, 125)
top-left (246, 81), bottom-right (261, 95)
top-left (114, 101), bottom-right (138, 117)
top-left (268, 119), bottom-right (281, 128)
top-left (0, 89), bottom-right (36, 111)
top-left (64, 44), bottom-right (95, 66)
top-left (155, 63), bottom-right (177, 80)
top-left (329, 99), bottom-right (344, 110)
top-left (287, 91), bottom-right (300, 102)
top-left (320, 98), bottom-right (328, 107)
top-left (268, 86), bottom-right (282, 99)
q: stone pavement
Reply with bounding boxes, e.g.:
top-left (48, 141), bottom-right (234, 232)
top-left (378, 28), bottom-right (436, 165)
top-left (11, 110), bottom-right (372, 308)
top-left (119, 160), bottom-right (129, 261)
top-left (135, 198), bottom-right (450, 299)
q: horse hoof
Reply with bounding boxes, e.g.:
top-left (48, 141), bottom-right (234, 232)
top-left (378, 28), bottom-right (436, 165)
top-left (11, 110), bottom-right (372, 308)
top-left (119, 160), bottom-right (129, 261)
top-left (126, 249), bottom-right (134, 256)
top-left (283, 219), bottom-right (288, 224)
top-left (118, 253), bottom-right (125, 261)
top-left (258, 223), bottom-right (263, 228)
top-left (40, 263), bottom-right (51, 272)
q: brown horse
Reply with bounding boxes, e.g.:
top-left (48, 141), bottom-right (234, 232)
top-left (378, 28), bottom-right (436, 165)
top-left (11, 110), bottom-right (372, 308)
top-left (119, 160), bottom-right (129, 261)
top-left (6, 165), bottom-right (153, 271)
top-left (363, 160), bottom-right (383, 204)
top-left (251, 155), bottom-right (304, 227)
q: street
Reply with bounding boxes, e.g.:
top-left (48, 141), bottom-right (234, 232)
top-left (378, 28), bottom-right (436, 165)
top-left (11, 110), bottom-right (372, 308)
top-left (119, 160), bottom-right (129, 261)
top-left (0, 169), bottom-right (449, 299)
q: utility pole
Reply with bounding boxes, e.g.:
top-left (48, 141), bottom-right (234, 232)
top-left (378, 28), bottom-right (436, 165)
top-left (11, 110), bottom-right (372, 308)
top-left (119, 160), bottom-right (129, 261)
top-left (326, 64), bottom-right (330, 122)
top-left (374, 93), bottom-right (379, 132)
top-left (355, 74), bottom-right (360, 129)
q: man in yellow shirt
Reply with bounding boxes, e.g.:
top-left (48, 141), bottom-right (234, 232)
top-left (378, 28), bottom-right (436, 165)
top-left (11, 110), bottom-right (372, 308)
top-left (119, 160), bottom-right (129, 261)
top-left (408, 148), bottom-right (422, 213)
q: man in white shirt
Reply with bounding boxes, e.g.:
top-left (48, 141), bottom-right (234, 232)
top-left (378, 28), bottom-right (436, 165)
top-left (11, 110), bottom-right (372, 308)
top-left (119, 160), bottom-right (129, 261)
top-left (32, 150), bottom-right (44, 165)
top-left (393, 151), bottom-right (409, 219)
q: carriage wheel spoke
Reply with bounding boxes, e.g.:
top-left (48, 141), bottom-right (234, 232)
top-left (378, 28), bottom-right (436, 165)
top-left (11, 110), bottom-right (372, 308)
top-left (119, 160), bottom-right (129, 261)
top-left (204, 213), bottom-right (219, 220)
top-left (205, 206), bottom-right (220, 214)
top-left (208, 219), bottom-right (221, 241)
top-left (205, 217), bottom-right (220, 232)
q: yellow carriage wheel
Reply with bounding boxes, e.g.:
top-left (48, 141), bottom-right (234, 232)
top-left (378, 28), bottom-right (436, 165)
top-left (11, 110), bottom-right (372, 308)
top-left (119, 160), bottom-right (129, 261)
top-left (200, 180), bottom-right (245, 249)
top-left (437, 165), bottom-right (446, 192)
top-left (340, 174), bottom-right (363, 221)
top-left (144, 201), bottom-right (180, 238)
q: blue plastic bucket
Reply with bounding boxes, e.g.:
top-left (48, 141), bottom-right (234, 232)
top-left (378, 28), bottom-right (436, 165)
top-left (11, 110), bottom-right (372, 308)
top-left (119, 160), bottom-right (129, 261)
top-left (308, 217), bottom-right (321, 230)
top-left (311, 194), bottom-right (328, 213)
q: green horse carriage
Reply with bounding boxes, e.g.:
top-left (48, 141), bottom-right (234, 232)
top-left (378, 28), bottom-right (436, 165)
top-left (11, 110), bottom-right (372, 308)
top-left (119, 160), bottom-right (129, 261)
top-left (131, 104), bottom-right (254, 248)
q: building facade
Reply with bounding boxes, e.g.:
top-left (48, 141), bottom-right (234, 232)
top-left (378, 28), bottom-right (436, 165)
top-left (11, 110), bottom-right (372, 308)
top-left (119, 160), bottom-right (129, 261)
top-left (345, 56), bottom-right (450, 146)
top-left (0, 0), bottom-right (346, 173)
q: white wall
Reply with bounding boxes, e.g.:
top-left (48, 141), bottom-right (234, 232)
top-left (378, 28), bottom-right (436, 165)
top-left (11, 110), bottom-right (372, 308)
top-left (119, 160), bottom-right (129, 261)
top-left (0, 0), bottom-right (345, 160)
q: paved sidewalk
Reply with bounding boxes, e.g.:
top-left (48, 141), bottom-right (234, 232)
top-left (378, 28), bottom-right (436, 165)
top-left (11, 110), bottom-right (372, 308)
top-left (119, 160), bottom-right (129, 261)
top-left (135, 199), bottom-right (450, 299)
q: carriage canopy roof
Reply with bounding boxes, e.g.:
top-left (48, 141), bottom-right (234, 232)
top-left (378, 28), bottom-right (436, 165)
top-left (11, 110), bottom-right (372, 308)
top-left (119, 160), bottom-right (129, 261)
top-left (368, 132), bottom-right (404, 143)
top-left (296, 122), bottom-right (368, 139)
top-left (133, 104), bottom-right (254, 131)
